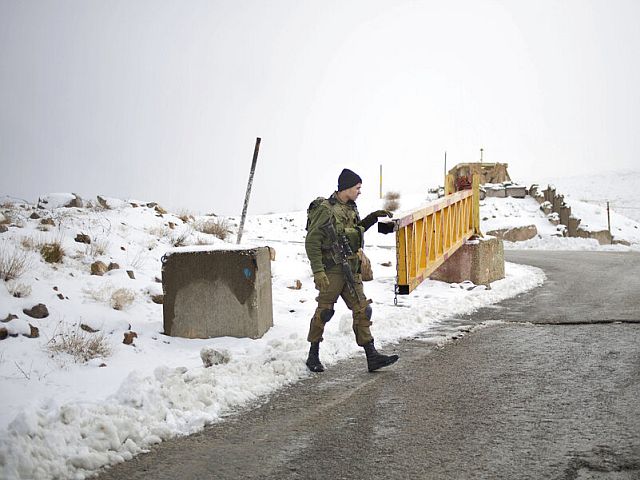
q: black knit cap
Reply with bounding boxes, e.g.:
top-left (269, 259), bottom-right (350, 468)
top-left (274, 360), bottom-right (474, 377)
top-left (337, 168), bottom-right (362, 191)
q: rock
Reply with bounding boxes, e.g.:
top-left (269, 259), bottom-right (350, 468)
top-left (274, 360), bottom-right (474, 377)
top-left (57, 293), bottom-right (65, 300)
top-left (200, 346), bottom-right (231, 367)
top-left (25, 324), bottom-right (39, 338)
top-left (168, 222), bottom-right (176, 230)
top-left (23, 303), bottom-right (49, 319)
top-left (40, 218), bottom-right (55, 226)
top-left (126, 270), bottom-right (135, 280)
top-left (287, 280), bottom-right (302, 290)
top-left (29, 212), bottom-right (41, 220)
top-left (74, 233), bottom-right (91, 244)
top-left (0, 327), bottom-right (7, 340)
top-left (99, 363), bottom-right (107, 368)
top-left (487, 225), bottom-right (538, 243)
top-left (0, 225), bottom-right (8, 233)
top-left (108, 262), bottom-right (120, 271)
top-left (123, 331), bottom-right (137, 345)
top-left (154, 205), bottom-right (167, 215)
top-left (540, 201), bottom-right (553, 215)
top-left (91, 261), bottom-right (108, 276)
top-left (151, 294), bottom-right (164, 304)
top-left (2, 313), bottom-right (18, 322)
top-left (81, 323), bottom-right (99, 333)
top-left (97, 195), bottom-right (110, 209)
top-left (613, 238), bottom-right (631, 247)
top-left (380, 261), bottom-right (392, 267)
top-left (547, 212), bottom-right (560, 226)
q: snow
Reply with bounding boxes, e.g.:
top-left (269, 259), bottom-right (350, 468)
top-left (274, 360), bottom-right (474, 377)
top-left (0, 170), bottom-right (638, 479)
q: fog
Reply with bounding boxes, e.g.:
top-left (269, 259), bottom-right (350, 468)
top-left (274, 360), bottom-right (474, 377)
top-left (1, 0), bottom-right (639, 215)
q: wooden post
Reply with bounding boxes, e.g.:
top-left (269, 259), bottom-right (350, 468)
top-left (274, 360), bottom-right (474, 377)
top-left (237, 137), bottom-right (261, 244)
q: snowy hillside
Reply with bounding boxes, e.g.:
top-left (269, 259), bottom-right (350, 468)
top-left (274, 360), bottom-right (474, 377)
top-left (0, 173), bottom-right (638, 479)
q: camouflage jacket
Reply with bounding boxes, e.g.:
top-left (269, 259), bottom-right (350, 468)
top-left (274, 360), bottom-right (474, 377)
top-left (305, 192), bottom-right (365, 274)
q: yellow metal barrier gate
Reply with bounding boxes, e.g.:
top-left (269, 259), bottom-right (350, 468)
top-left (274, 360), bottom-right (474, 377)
top-left (379, 175), bottom-right (481, 296)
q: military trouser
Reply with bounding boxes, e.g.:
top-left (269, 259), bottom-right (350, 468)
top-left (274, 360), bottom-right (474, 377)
top-left (307, 268), bottom-right (374, 347)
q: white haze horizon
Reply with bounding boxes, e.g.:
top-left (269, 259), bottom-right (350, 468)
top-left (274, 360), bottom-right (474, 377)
top-left (1, 0), bottom-right (639, 215)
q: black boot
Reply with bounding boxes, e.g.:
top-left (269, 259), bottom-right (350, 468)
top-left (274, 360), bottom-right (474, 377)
top-left (306, 342), bottom-right (325, 372)
top-left (363, 341), bottom-right (398, 372)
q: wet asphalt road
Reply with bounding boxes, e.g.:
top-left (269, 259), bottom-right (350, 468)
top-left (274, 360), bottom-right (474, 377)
top-left (97, 251), bottom-right (640, 480)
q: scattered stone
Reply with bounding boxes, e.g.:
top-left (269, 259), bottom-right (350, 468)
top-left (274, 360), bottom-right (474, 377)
top-left (126, 270), bottom-right (136, 280)
top-left (108, 262), bottom-right (120, 271)
top-left (29, 212), bottom-right (41, 220)
top-left (299, 299), bottom-right (307, 303)
top-left (25, 324), bottom-right (39, 338)
top-left (155, 277), bottom-right (162, 283)
top-left (23, 303), bottom-right (49, 319)
top-left (121, 246), bottom-right (126, 251)
top-left (99, 363), bottom-right (107, 368)
top-left (91, 261), bottom-right (108, 276)
top-left (380, 261), bottom-right (393, 267)
top-left (130, 202), bottom-right (139, 208)
top-left (40, 217), bottom-right (55, 226)
top-left (200, 346), bottom-right (231, 367)
top-left (53, 286), bottom-right (59, 291)
top-left (0, 225), bottom-right (8, 233)
top-left (151, 294), bottom-right (164, 304)
top-left (2, 313), bottom-right (18, 323)
top-left (154, 205), bottom-right (167, 215)
top-left (287, 280), bottom-right (302, 290)
top-left (0, 327), bottom-right (7, 340)
top-left (74, 233), bottom-right (91, 244)
top-left (123, 331), bottom-right (137, 345)
top-left (57, 293), bottom-right (65, 300)
top-left (168, 222), bottom-right (176, 230)
top-left (96, 195), bottom-right (110, 209)
top-left (81, 323), bottom-right (99, 333)
top-left (146, 202), bottom-right (158, 208)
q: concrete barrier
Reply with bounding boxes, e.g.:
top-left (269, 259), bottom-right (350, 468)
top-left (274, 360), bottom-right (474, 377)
top-left (162, 246), bottom-right (273, 339)
top-left (430, 236), bottom-right (505, 285)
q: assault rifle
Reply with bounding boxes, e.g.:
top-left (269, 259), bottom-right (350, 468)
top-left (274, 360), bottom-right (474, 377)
top-left (319, 220), bottom-right (365, 303)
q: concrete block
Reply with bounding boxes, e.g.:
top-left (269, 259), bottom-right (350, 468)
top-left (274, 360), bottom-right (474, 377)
top-left (162, 246), bottom-right (273, 339)
top-left (552, 194), bottom-right (564, 213)
top-left (486, 225), bottom-right (537, 242)
top-left (430, 236), bottom-right (505, 285)
top-left (485, 186), bottom-right (506, 198)
top-left (567, 216), bottom-right (581, 237)
top-left (559, 205), bottom-right (571, 228)
top-left (506, 186), bottom-right (526, 198)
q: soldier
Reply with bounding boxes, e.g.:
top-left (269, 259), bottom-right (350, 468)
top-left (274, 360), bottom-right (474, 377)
top-left (304, 168), bottom-right (399, 373)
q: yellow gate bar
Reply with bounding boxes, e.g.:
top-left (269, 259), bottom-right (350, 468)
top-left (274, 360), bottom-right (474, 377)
top-left (379, 177), bottom-right (481, 296)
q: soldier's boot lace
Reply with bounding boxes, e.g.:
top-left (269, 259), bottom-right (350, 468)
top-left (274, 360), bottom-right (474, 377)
top-left (363, 341), bottom-right (399, 372)
top-left (306, 342), bottom-right (325, 373)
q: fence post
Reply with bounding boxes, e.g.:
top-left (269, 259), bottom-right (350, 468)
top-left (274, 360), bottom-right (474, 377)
top-left (472, 174), bottom-right (482, 236)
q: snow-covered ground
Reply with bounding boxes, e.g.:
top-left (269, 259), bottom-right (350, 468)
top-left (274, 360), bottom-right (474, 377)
top-left (1, 170), bottom-right (639, 479)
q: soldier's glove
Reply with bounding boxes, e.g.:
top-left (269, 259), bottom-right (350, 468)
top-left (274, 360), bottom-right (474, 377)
top-left (359, 210), bottom-right (394, 231)
top-left (313, 271), bottom-right (330, 292)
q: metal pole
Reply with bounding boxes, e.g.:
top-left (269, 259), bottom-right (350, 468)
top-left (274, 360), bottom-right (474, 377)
top-left (444, 151), bottom-right (447, 180)
top-left (607, 201), bottom-right (611, 234)
top-left (237, 137), bottom-right (261, 244)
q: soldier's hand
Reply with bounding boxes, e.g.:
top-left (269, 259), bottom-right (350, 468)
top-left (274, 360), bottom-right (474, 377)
top-left (313, 271), bottom-right (330, 292)
top-left (372, 209), bottom-right (393, 218)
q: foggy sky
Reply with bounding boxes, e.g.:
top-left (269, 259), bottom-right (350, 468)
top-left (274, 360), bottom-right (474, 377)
top-left (1, 0), bottom-right (639, 215)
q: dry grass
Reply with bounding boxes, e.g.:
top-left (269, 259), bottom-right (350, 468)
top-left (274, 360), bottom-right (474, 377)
top-left (46, 327), bottom-right (112, 363)
top-left (40, 241), bottom-right (65, 263)
top-left (177, 209), bottom-right (194, 223)
top-left (0, 244), bottom-right (32, 281)
top-left (86, 237), bottom-right (109, 258)
top-left (383, 198), bottom-right (400, 212)
top-left (6, 280), bottom-right (32, 298)
top-left (384, 191), bottom-right (401, 201)
top-left (194, 218), bottom-right (229, 240)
